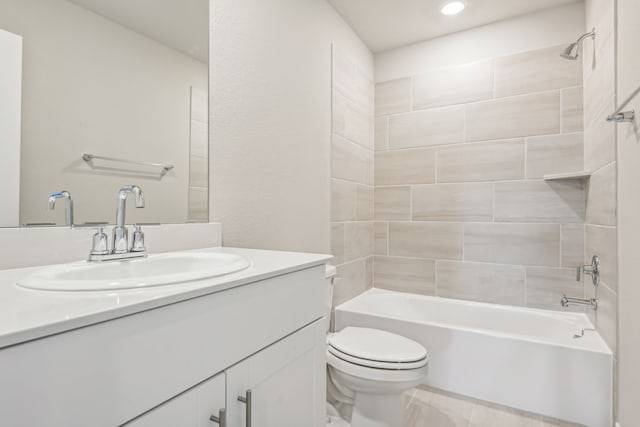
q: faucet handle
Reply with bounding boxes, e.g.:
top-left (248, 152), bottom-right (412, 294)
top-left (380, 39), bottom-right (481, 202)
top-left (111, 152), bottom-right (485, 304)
top-left (131, 224), bottom-right (146, 253)
top-left (90, 227), bottom-right (109, 255)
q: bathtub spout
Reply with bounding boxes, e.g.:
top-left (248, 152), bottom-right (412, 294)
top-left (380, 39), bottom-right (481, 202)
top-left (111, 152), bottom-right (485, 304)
top-left (561, 294), bottom-right (598, 310)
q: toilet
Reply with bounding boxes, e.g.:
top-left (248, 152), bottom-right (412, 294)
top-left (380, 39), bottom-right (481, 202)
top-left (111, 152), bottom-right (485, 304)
top-left (325, 265), bottom-right (429, 427)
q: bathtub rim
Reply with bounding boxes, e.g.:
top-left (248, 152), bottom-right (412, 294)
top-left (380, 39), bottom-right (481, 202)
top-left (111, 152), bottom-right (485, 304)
top-left (335, 288), bottom-right (612, 355)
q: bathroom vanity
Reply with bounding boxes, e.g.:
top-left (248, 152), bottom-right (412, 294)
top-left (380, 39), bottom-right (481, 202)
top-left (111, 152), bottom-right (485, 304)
top-left (0, 247), bottom-right (331, 427)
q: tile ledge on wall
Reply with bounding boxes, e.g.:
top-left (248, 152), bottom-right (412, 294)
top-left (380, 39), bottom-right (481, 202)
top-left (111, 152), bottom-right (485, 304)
top-left (543, 171), bottom-right (591, 180)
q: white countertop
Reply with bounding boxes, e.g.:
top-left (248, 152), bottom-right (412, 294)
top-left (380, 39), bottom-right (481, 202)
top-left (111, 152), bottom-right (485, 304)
top-left (0, 247), bottom-right (332, 349)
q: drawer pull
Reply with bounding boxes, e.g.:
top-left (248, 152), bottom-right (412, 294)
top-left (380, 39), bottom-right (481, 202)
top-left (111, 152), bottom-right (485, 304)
top-left (237, 389), bottom-right (252, 427)
top-left (210, 408), bottom-right (226, 427)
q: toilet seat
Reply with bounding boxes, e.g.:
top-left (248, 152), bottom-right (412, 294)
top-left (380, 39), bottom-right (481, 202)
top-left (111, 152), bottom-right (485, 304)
top-left (327, 327), bottom-right (428, 370)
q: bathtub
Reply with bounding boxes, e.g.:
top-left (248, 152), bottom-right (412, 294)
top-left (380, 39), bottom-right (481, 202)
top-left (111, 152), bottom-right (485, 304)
top-left (334, 289), bottom-right (612, 427)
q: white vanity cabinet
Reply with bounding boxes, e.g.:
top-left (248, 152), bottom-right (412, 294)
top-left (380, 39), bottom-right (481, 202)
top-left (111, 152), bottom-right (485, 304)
top-left (124, 320), bottom-right (325, 427)
top-left (125, 373), bottom-right (226, 427)
top-left (225, 320), bottom-right (326, 427)
top-left (0, 262), bottom-right (327, 427)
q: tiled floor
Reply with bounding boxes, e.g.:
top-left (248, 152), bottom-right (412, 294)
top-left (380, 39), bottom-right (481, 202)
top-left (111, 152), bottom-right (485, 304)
top-left (405, 386), bottom-right (582, 427)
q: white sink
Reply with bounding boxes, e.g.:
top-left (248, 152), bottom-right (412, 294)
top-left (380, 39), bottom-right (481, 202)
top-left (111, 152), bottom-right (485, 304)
top-left (16, 252), bottom-right (251, 291)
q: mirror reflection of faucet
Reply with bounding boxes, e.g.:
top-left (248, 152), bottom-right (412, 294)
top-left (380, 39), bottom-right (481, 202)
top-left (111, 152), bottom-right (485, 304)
top-left (88, 185), bottom-right (147, 262)
top-left (47, 190), bottom-right (74, 228)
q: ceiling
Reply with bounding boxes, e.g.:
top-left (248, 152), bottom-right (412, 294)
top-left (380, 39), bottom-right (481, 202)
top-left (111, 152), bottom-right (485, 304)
top-left (327, 0), bottom-right (582, 53)
top-left (69, 0), bottom-right (208, 63)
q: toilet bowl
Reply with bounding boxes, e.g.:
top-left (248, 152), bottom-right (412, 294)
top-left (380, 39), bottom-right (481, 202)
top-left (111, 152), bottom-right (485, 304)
top-left (325, 266), bottom-right (428, 427)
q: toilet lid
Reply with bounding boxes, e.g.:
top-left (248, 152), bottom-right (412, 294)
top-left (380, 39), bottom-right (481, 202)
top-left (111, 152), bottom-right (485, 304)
top-left (327, 327), bottom-right (427, 366)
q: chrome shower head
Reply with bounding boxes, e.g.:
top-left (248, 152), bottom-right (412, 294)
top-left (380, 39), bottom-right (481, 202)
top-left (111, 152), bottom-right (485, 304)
top-left (560, 29), bottom-right (595, 60)
top-left (560, 43), bottom-right (579, 60)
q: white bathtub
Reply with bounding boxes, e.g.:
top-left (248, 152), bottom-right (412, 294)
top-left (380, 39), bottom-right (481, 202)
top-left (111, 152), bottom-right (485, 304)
top-left (334, 289), bottom-right (612, 427)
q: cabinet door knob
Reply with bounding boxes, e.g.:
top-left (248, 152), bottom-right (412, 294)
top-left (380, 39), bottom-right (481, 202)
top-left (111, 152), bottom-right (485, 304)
top-left (210, 408), bottom-right (226, 427)
top-left (237, 389), bottom-right (252, 427)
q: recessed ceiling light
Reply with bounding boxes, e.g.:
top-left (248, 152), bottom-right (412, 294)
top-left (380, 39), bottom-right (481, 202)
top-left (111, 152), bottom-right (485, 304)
top-left (440, 1), bottom-right (466, 16)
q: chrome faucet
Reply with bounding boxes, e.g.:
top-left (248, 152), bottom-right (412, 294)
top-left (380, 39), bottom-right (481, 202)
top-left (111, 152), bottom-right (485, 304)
top-left (47, 190), bottom-right (74, 227)
top-left (113, 185), bottom-right (145, 254)
top-left (88, 185), bottom-right (147, 262)
top-left (561, 295), bottom-right (598, 311)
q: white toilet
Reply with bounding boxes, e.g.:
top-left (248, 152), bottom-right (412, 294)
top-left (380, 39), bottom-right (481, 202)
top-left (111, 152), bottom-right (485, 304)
top-left (325, 266), bottom-right (429, 427)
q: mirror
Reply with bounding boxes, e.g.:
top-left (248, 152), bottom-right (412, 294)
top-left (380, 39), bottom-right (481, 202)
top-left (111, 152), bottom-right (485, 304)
top-left (0, 0), bottom-right (209, 227)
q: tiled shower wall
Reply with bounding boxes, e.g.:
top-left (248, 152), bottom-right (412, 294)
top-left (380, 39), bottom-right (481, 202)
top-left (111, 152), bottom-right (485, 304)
top-left (373, 45), bottom-right (587, 310)
top-left (584, 0), bottom-right (618, 382)
top-left (330, 47), bottom-right (375, 307)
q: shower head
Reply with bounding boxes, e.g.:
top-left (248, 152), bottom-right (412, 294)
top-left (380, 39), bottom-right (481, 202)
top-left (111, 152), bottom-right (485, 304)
top-left (560, 43), bottom-right (580, 60)
top-left (560, 29), bottom-right (595, 60)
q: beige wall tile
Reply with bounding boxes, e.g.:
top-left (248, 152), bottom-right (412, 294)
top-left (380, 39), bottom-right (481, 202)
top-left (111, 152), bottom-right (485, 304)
top-left (388, 106), bottom-right (465, 149)
top-left (333, 89), bottom-right (374, 150)
top-left (437, 261), bottom-right (525, 305)
top-left (466, 92), bottom-right (560, 142)
top-left (331, 134), bottom-right (374, 185)
top-left (526, 133), bottom-right (584, 179)
top-left (344, 222), bottom-right (373, 261)
top-left (375, 78), bottom-right (411, 116)
top-left (412, 59), bottom-right (493, 110)
top-left (334, 258), bottom-right (367, 307)
top-left (331, 223), bottom-right (345, 265)
top-left (190, 88), bottom-right (208, 124)
top-left (374, 117), bottom-right (388, 151)
top-left (374, 256), bottom-right (436, 295)
top-left (375, 148), bottom-right (435, 185)
top-left (374, 222), bottom-right (388, 255)
top-left (464, 223), bottom-right (561, 267)
top-left (374, 186), bottom-right (411, 220)
top-left (412, 183), bottom-right (493, 221)
top-left (365, 256), bottom-right (373, 289)
top-left (332, 48), bottom-right (374, 114)
top-left (355, 184), bottom-right (374, 221)
top-left (586, 162), bottom-right (616, 226)
top-left (187, 187), bottom-right (208, 222)
top-left (526, 267), bottom-right (585, 311)
top-left (189, 154), bottom-right (208, 188)
top-left (190, 119), bottom-right (208, 156)
top-left (437, 139), bottom-right (525, 183)
top-left (584, 37), bottom-right (615, 126)
top-left (494, 180), bottom-right (585, 223)
top-left (494, 45), bottom-right (582, 98)
top-left (585, 225), bottom-right (617, 292)
top-left (331, 179), bottom-right (355, 221)
top-left (561, 224), bottom-right (585, 268)
top-left (389, 222), bottom-right (463, 259)
top-left (562, 87), bottom-right (584, 133)
top-left (585, 99), bottom-right (616, 172)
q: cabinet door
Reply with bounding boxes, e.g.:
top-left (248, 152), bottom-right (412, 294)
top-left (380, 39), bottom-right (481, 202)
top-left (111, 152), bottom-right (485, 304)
top-left (226, 319), bottom-right (326, 427)
top-left (124, 372), bottom-right (226, 427)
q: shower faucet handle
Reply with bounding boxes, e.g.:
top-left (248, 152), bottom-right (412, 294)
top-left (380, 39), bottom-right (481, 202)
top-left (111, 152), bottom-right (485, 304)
top-left (576, 255), bottom-right (600, 287)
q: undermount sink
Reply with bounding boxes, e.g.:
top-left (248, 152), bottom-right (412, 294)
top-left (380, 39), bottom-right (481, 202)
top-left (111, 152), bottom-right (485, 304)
top-left (16, 252), bottom-right (251, 291)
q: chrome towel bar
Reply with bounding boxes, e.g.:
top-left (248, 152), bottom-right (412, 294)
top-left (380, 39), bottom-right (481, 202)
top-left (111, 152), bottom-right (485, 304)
top-left (82, 153), bottom-right (174, 174)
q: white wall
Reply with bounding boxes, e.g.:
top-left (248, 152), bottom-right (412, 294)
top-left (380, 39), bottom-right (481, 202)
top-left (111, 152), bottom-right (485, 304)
top-left (210, 0), bottom-right (373, 253)
top-left (375, 2), bottom-right (586, 82)
top-left (0, 0), bottom-right (207, 226)
top-left (0, 29), bottom-right (21, 227)
top-left (615, 0), bottom-right (640, 424)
